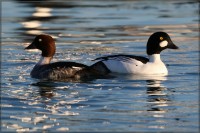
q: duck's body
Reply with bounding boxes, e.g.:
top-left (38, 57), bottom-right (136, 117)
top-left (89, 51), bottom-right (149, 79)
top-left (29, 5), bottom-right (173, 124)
top-left (25, 34), bottom-right (101, 80)
top-left (91, 32), bottom-right (178, 75)
top-left (30, 61), bottom-right (89, 79)
top-left (25, 32), bottom-right (178, 79)
top-left (92, 54), bottom-right (167, 75)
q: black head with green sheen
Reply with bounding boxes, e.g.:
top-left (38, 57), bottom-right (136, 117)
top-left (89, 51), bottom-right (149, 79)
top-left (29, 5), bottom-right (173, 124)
top-left (146, 32), bottom-right (178, 55)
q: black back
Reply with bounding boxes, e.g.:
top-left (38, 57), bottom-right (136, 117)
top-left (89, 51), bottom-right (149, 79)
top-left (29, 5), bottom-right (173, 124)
top-left (93, 54), bottom-right (149, 64)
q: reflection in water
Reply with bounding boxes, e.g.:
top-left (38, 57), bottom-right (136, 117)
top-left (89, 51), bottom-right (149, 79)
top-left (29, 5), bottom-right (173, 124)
top-left (33, 7), bottom-right (52, 17)
top-left (17, 1), bottom-right (75, 39)
top-left (21, 6), bottom-right (52, 35)
top-left (146, 80), bottom-right (170, 129)
top-left (35, 75), bottom-right (172, 131)
top-left (22, 20), bottom-right (41, 28)
top-left (122, 74), bottom-right (171, 129)
top-left (15, 81), bottom-right (82, 131)
top-left (117, 74), bottom-right (168, 81)
top-left (125, 74), bottom-right (170, 116)
top-left (38, 86), bottom-right (54, 98)
top-left (2, 0), bottom-right (198, 132)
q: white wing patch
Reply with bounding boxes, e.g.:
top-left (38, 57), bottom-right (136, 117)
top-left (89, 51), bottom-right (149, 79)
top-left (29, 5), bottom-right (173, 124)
top-left (72, 66), bottom-right (82, 71)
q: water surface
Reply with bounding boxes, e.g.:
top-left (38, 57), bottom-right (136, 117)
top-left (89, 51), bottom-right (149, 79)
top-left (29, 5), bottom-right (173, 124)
top-left (1, 0), bottom-right (199, 132)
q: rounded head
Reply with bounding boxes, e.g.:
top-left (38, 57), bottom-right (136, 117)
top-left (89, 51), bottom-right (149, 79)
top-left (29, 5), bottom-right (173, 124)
top-left (25, 34), bottom-right (55, 57)
top-left (146, 32), bottom-right (178, 55)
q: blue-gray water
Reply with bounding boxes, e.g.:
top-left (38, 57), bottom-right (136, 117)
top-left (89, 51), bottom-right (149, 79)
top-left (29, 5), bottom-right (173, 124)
top-left (1, 0), bottom-right (199, 132)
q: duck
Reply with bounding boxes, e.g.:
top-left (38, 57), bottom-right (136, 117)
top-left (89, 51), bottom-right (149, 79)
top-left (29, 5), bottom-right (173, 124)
top-left (90, 32), bottom-right (179, 75)
top-left (25, 34), bottom-right (102, 80)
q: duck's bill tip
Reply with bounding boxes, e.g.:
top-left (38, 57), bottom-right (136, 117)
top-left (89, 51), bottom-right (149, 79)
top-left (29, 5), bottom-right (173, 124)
top-left (25, 42), bottom-right (36, 50)
top-left (168, 43), bottom-right (179, 49)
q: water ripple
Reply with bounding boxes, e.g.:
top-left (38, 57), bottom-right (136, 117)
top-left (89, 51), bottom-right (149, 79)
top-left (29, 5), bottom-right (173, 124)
top-left (1, 0), bottom-right (199, 132)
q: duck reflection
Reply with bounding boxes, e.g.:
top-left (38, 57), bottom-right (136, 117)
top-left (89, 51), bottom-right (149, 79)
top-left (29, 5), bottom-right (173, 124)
top-left (32, 74), bottom-right (113, 98)
top-left (145, 79), bottom-right (172, 126)
top-left (146, 80), bottom-right (169, 112)
top-left (31, 81), bottom-right (56, 98)
top-left (119, 74), bottom-right (170, 115)
top-left (39, 86), bottom-right (54, 98)
top-left (32, 73), bottom-right (171, 117)
top-left (32, 81), bottom-right (76, 99)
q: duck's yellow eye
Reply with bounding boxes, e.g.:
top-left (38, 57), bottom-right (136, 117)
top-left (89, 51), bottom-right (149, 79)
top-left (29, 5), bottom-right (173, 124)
top-left (160, 37), bottom-right (163, 40)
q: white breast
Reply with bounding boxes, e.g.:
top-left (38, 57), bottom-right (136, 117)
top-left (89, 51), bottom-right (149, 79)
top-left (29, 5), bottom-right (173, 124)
top-left (139, 61), bottom-right (168, 75)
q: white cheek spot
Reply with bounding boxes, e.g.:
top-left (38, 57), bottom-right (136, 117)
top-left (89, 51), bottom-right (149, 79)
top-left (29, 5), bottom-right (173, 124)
top-left (39, 39), bottom-right (42, 42)
top-left (159, 40), bottom-right (168, 48)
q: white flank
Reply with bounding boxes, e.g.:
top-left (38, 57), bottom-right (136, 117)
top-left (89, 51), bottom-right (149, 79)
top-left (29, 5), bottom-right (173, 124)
top-left (159, 40), bottom-right (168, 48)
top-left (103, 54), bottom-right (168, 75)
top-left (103, 58), bottom-right (143, 74)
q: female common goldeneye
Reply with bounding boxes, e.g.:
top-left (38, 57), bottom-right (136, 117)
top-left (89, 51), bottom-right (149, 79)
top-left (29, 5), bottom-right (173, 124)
top-left (25, 34), bottom-right (101, 80)
top-left (90, 32), bottom-right (179, 75)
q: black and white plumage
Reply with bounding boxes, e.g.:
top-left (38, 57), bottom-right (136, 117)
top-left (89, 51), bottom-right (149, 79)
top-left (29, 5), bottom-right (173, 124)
top-left (93, 54), bottom-right (149, 64)
top-left (91, 32), bottom-right (179, 75)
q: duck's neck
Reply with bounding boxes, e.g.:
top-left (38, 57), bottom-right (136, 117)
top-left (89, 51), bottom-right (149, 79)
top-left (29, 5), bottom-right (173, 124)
top-left (37, 56), bottom-right (52, 65)
top-left (148, 54), bottom-right (162, 63)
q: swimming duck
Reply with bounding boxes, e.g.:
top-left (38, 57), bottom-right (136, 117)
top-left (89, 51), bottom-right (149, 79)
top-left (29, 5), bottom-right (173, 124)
top-left (90, 32), bottom-right (179, 75)
top-left (25, 34), bottom-right (101, 80)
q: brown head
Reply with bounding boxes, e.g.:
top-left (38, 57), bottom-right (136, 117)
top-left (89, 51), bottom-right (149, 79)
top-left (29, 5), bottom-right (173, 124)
top-left (25, 34), bottom-right (56, 57)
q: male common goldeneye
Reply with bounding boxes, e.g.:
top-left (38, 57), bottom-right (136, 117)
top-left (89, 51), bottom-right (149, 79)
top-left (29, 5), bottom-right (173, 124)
top-left (25, 34), bottom-right (101, 80)
top-left (90, 32), bottom-right (179, 75)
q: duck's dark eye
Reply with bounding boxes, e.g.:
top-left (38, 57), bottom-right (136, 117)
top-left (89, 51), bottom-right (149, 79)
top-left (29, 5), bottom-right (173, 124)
top-left (39, 39), bottom-right (42, 42)
top-left (160, 37), bottom-right (163, 40)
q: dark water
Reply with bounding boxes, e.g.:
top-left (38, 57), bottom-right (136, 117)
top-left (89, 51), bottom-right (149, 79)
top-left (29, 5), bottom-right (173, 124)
top-left (1, 0), bottom-right (199, 132)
